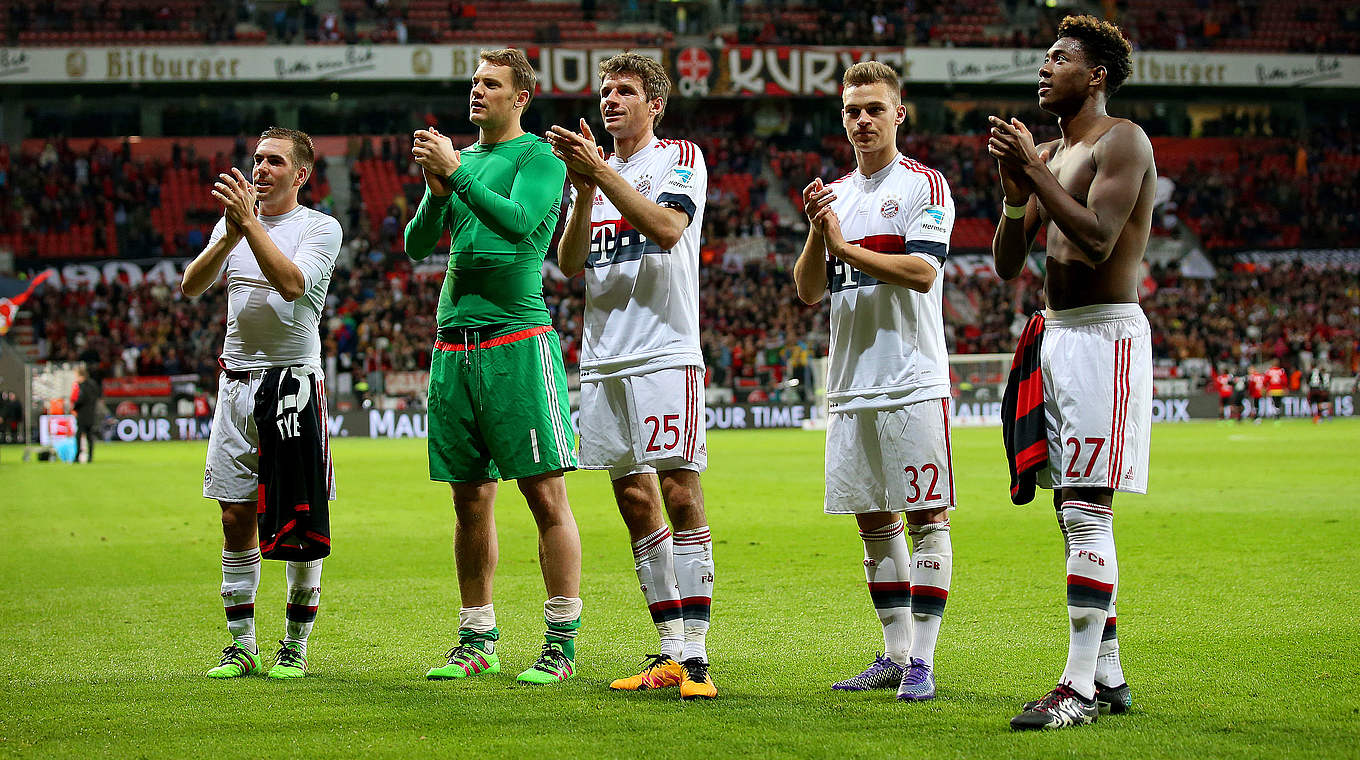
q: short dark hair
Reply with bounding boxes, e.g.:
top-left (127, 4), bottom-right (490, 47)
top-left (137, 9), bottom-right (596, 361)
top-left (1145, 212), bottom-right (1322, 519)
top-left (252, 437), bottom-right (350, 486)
top-left (842, 61), bottom-right (901, 104)
top-left (1057, 14), bottom-right (1134, 95)
top-left (479, 48), bottom-right (538, 107)
top-left (598, 53), bottom-right (672, 126)
top-left (258, 126), bottom-right (315, 169)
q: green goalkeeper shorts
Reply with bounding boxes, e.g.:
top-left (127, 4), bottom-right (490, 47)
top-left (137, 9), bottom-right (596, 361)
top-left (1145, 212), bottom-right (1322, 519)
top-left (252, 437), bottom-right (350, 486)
top-left (427, 324), bottom-right (577, 483)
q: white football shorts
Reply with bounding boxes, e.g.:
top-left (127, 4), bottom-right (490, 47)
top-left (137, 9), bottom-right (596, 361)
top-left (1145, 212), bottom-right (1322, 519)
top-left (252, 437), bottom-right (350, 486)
top-left (578, 365), bottom-right (707, 480)
top-left (824, 397), bottom-right (955, 514)
top-left (204, 369), bottom-right (335, 503)
top-left (1039, 303), bottom-right (1152, 495)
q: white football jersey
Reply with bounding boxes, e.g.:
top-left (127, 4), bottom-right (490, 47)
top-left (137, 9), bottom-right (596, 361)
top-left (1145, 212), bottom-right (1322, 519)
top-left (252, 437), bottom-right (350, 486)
top-left (206, 205), bottom-right (342, 371)
top-left (823, 153), bottom-right (954, 411)
top-left (573, 138), bottom-right (707, 381)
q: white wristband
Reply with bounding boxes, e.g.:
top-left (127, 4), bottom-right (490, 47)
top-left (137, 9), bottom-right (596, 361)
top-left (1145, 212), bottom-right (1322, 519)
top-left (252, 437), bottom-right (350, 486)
top-left (1003, 202), bottom-right (1027, 219)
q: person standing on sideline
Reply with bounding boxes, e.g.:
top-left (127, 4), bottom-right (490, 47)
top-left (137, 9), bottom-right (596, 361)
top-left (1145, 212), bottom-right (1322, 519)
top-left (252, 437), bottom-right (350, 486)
top-left (70, 366), bottom-right (101, 462)
top-left (1265, 362), bottom-right (1288, 421)
top-left (1247, 365), bottom-right (1266, 423)
top-left (193, 390), bottom-right (213, 439)
top-left (988, 15), bottom-right (1154, 729)
top-left (548, 52), bottom-right (717, 699)
top-left (1307, 363), bottom-right (1332, 422)
top-left (794, 61), bottom-right (958, 704)
top-left (181, 126), bottom-right (342, 681)
top-left (405, 48), bottom-right (584, 686)
top-left (1211, 366), bottom-right (1233, 422)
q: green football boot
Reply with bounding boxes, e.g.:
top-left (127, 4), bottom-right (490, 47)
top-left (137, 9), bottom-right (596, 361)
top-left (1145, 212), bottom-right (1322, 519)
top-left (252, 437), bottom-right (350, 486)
top-left (427, 641), bottom-right (501, 679)
top-left (516, 643), bottom-right (576, 684)
top-left (268, 641), bottom-right (308, 679)
top-left (206, 641), bottom-right (264, 678)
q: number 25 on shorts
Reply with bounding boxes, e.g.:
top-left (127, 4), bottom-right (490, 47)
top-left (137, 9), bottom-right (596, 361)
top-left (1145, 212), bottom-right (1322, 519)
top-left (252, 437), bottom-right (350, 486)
top-left (644, 414), bottom-right (680, 453)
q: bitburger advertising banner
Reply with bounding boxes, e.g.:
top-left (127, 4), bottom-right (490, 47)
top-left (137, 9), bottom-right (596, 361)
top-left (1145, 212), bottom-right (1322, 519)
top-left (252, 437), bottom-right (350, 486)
top-left (5, 45), bottom-right (1356, 90)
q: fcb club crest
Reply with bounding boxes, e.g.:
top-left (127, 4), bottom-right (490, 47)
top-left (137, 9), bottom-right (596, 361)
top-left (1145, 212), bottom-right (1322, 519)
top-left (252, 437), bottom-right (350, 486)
top-left (634, 178), bottom-right (651, 196)
top-left (880, 198), bottom-right (900, 219)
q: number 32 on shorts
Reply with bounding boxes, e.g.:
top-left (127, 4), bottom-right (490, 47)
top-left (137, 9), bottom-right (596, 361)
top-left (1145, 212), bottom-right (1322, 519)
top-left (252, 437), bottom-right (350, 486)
top-left (643, 414), bottom-right (681, 453)
top-left (902, 463), bottom-right (945, 504)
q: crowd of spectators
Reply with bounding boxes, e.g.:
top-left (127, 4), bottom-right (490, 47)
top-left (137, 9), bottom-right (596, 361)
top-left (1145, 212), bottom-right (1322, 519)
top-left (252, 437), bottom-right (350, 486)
top-left (7, 102), bottom-right (1358, 402)
top-left (344, 124), bottom-right (792, 258)
top-left (20, 275), bottom-right (225, 384)
top-left (5, 102), bottom-right (1356, 262)
top-left (5, 0), bottom-right (240, 45)
top-left (15, 251), bottom-right (1357, 406)
top-left (1145, 262), bottom-right (1359, 371)
top-left (1158, 117), bottom-right (1360, 250)
top-left (1118, 2), bottom-right (1360, 55)
top-left (0, 137), bottom-right (333, 259)
top-left (6, 0), bottom-right (667, 48)
top-left (19, 118), bottom-right (1353, 389)
top-left (660, 106), bottom-right (1359, 253)
top-left (3, 0), bottom-right (466, 46)
top-left (9, 0), bottom-right (1358, 53)
top-left (724, 1), bottom-right (1360, 54)
top-left (733, 0), bottom-right (945, 47)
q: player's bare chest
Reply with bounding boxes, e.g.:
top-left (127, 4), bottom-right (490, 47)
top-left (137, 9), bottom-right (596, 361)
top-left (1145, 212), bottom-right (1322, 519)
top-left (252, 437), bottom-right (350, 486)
top-left (1047, 145), bottom-right (1096, 202)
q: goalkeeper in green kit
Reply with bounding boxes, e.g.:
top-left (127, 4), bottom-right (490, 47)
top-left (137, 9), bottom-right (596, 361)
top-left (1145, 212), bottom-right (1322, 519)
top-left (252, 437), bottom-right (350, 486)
top-left (405, 48), bottom-right (582, 685)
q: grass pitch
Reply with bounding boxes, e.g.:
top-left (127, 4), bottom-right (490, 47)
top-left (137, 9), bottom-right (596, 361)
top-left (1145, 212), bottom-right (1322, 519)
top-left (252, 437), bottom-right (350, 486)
top-left (2, 420), bottom-right (1358, 758)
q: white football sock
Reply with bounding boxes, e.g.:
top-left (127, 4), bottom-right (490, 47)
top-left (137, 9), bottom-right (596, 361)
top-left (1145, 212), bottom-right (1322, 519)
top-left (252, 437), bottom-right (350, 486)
top-left (458, 603), bottom-right (497, 652)
top-left (673, 526), bottom-right (713, 662)
top-left (908, 521), bottom-right (952, 667)
top-left (632, 525), bottom-right (683, 660)
top-left (284, 559), bottom-right (323, 656)
top-left (1059, 502), bottom-right (1117, 700)
top-left (221, 547), bottom-right (261, 653)
top-left (860, 520), bottom-right (912, 665)
top-left (1095, 602), bottom-right (1126, 686)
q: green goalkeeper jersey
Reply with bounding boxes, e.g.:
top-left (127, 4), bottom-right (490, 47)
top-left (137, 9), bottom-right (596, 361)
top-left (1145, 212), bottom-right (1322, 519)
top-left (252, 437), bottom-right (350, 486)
top-left (404, 133), bottom-right (566, 334)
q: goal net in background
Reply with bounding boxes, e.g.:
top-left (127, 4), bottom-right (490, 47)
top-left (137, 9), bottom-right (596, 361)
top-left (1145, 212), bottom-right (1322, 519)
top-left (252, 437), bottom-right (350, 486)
top-left (948, 353), bottom-right (1011, 426)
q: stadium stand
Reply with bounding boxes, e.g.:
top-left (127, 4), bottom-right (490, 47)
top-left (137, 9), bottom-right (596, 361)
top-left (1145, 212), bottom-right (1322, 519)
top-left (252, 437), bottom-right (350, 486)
top-left (2, 0), bottom-right (675, 47)
top-left (735, 0), bottom-right (1005, 47)
top-left (0, 137), bottom-right (332, 259)
top-left (4, 0), bottom-right (239, 46)
top-left (1119, 1), bottom-right (1360, 54)
top-left (5, 119), bottom-right (1356, 274)
top-left (7, 0), bottom-right (1357, 52)
top-left (726, 1), bottom-right (1360, 52)
top-left (14, 252), bottom-right (1357, 407)
top-left (3, 2), bottom-right (1358, 413)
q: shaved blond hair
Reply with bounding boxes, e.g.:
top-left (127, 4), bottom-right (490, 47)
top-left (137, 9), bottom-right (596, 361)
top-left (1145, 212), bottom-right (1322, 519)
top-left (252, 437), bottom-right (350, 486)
top-left (843, 61), bottom-right (901, 104)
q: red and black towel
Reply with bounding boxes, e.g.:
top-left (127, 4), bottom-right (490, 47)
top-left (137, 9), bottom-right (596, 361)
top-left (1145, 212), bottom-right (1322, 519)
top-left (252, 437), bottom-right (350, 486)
top-left (253, 367), bottom-right (332, 561)
top-left (1001, 312), bottom-right (1048, 505)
